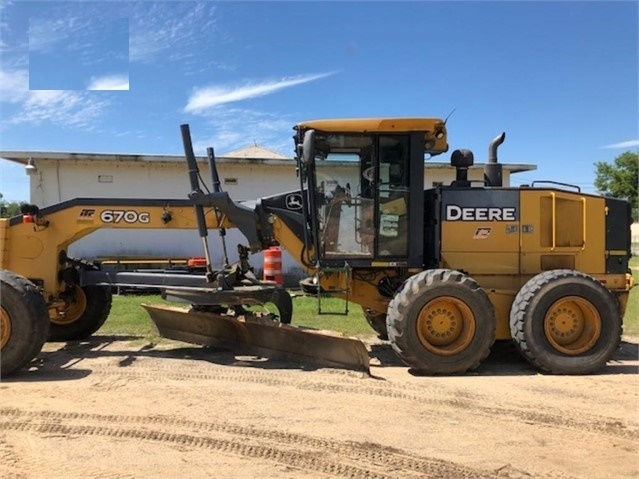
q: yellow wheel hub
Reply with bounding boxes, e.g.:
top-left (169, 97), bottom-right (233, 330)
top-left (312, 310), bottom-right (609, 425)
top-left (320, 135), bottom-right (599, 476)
top-left (0, 307), bottom-right (11, 349)
top-left (416, 296), bottom-right (476, 356)
top-left (51, 286), bottom-right (87, 325)
top-left (544, 296), bottom-right (601, 355)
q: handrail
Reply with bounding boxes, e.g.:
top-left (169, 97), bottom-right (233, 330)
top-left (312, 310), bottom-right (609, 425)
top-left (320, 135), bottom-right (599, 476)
top-left (549, 193), bottom-right (587, 251)
top-left (531, 180), bottom-right (581, 192)
top-left (581, 197), bottom-right (587, 250)
top-left (550, 192), bottom-right (556, 251)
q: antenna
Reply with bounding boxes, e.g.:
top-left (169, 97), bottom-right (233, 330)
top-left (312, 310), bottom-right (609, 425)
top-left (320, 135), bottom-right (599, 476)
top-left (444, 108), bottom-right (457, 125)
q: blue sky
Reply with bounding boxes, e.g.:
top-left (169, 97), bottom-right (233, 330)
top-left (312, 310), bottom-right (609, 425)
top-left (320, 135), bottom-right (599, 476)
top-left (0, 0), bottom-right (637, 201)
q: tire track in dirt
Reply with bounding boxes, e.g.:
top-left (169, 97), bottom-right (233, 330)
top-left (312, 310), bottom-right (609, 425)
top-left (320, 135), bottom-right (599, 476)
top-left (0, 435), bottom-right (26, 479)
top-left (0, 409), bottom-right (502, 479)
top-left (80, 363), bottom-right (638, 441)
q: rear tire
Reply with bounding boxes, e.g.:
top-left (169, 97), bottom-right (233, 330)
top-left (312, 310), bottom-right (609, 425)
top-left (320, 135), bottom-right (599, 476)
top-left (386, 269), bottom-right (496, 374)
top-left (49, 285), bottom-right (112, 341)
top-left (510, 269), bottom-right (621, 374)
top-left (1, 270), bottom-right (50, 376)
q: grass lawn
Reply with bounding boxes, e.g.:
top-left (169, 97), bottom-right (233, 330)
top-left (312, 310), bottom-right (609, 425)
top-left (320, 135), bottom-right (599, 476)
top-left (99, 293), bottom-right (371, 340)
top-left (624, 256), bottom-right (639, 337)
top-left (101, 258), bottom-right (639, 341)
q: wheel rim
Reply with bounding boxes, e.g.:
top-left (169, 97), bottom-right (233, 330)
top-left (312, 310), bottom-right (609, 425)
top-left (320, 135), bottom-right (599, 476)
top-left (544, 296), bottom-right (601, 355)
top-left (416, 296), bottom-right (476, 356)
top-left (0, 307), bottom-right (11, 349)
top-left (51, 286), bottom-right (87, 325)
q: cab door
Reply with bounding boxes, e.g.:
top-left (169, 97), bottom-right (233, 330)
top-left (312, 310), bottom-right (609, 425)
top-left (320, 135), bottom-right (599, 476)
top-left (374, 133), bottom-right (425, 266)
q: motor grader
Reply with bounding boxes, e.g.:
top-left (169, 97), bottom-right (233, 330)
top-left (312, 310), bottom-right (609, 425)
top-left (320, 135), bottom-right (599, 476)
top-left (0, 119), bottom-right (634, 377)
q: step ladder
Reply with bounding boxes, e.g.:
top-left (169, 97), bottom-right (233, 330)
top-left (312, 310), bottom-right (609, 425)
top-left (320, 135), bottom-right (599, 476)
top-left (316, 263), bottom-right (350, 316)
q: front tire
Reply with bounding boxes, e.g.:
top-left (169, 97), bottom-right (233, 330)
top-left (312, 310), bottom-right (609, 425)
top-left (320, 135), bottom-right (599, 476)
top-left (49, 285), bottom-right (112, 341)
top-left (1, 270), bottom-right (50, 376)
top-left (510, 269), bottom-right (621, 374)
top-left (386, 269), bottom-right (496, 374)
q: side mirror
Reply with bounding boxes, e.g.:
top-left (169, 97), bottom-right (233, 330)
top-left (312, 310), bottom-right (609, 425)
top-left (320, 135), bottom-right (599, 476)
top-left (301, 129), bottom-right (316, 165)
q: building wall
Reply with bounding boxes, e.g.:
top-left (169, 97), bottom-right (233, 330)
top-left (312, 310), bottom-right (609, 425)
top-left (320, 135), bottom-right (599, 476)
top-left (423, 168), bottom-right (511, 188)
top-left (28, 159), bottom-right (301, 278)
top-left (29, 159), bottom-right (299, 205)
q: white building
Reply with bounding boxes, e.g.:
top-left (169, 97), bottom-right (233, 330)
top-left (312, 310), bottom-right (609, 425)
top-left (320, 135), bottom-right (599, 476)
top-left (1, 148), bottom-right (536, 282)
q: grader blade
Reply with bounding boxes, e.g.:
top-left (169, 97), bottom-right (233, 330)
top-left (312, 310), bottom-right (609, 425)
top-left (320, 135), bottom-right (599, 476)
top-left (142, 304), bottom-right (370, 373)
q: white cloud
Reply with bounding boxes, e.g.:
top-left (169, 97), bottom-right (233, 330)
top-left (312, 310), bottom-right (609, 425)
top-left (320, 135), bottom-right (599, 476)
top-left (602, 140), bottom-right (639, 149)
top-left (129, 2), bottom-right (218, 64)
top-left (0, 68), bottom-right (29, 103)
top-left (87, 74), bottom-right (129, 91)
top-left (14, 90), bottom-right (109, 129)
top-left (190, 108), bottom-right (295, 156)
top-left (29, 16), bottom-right (100, 54)
top-left (0, 66), bottom-right (109, 129)
top-left (0, 1), bottom-right (13, 49)
top-left (185, 72), bottom-right (335, 114)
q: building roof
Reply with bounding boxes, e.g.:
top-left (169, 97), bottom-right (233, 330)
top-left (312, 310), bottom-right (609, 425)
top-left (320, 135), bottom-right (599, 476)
top-left (0, 150), bottom-right (536, 174)
top-left (0, 150), bottom-right (295, 167)
top-left (222, 145), bottom-right (290, 160)
top-left (441, 163), bottom-right (536, 174)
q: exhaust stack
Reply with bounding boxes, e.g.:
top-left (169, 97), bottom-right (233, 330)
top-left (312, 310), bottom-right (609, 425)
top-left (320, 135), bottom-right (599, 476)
top-left (484, 132), bottom-right (505, 187)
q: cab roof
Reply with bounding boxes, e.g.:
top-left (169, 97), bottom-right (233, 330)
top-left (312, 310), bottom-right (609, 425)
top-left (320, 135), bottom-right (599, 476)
top-left (296, 117), bottom-right (448, 155)
top-left (296, 117), bottom-right (446, 134)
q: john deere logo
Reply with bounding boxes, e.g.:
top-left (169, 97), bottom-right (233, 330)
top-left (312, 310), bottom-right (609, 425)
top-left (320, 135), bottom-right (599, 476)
top-left (445, 205), bottom-right (516, 222)
top-left (286, 194), bottom-right (303, 210)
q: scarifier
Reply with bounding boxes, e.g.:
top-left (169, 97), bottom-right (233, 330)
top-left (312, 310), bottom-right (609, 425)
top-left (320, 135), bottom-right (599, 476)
top-left (0, 118), bottom-right (634, 376)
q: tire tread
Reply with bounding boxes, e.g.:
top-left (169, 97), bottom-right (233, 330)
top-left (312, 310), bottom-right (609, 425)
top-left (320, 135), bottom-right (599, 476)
top-left (510, 269), bottom-right (621, 374)
top-left (1, 270), bottom-right (50, 376)
top-left (387, 269), bottom-right (495, 374)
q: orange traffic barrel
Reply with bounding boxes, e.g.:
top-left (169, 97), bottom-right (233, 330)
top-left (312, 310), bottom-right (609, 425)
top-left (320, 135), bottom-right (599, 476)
top-left (263, 247), bottom-right (283, 286)
top-left (187, 257), bottom-right (207, 268)
top-left (187, 257), bottom-right (208, 273)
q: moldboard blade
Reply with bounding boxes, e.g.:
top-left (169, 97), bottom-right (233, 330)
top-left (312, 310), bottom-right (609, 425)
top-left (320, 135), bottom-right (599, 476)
top-left (142, 304), bottom-right (370, 373)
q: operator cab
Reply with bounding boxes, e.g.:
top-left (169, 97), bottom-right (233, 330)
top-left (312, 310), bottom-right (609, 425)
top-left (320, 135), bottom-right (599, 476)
top-left (296, 118), bottom-right (448, 268)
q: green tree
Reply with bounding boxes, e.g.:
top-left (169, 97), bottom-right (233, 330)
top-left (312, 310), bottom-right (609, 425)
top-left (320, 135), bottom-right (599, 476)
top-left (594, 151), bottom-right (638, 221)
top-left (0, 193), bottom-right (24, 218)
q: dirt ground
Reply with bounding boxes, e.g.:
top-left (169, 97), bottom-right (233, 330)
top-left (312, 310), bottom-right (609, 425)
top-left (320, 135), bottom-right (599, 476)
top-left (1, 333), bottom-right (637, 479)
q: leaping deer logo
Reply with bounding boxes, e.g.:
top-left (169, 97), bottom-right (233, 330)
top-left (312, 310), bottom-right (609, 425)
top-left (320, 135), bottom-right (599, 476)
top-left (286, 194), bottom-right (303, 210)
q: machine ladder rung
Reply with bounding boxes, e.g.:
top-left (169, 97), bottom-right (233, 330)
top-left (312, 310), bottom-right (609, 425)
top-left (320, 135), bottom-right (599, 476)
top-left (316, 264), bottom-right (350, 316)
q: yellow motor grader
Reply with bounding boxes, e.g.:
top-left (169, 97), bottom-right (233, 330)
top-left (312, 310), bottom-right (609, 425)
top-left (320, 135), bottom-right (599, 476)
top-left (0, 119), bottom-right (634, 376)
